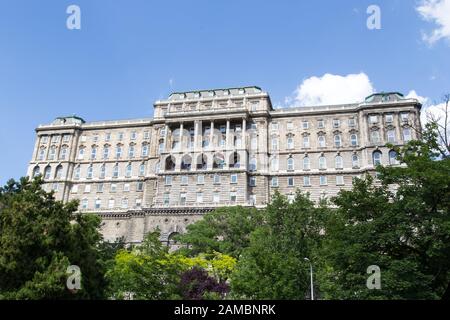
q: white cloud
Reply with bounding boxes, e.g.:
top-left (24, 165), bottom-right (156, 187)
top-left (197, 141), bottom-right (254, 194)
top-left (416, 0), bottom-right (450, 45)
top-left (406, 90), bottom-right (429, 105)
top-left (283, 73), bottom-right (375, 107)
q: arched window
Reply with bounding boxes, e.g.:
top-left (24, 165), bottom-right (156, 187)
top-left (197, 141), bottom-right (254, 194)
top-left (371, 131), bottom-right (380, 144)
top-left (60, 146), bottom-right (68, 160)
top-left (78, 147), bottom-right (85, 160)
top-left (32, 166), bottom-right (41, 178)
top-left (389, 150), bottom-right (398, 165)
top-left (271, 157), bottom-right (279, 171)
top-left (113, 164), bottom-right (119, 178)
top-left (38, 147), bottom-right (46, 161)
top-left (74, 165), bottom-right (81, 180)
top-left (334, 135), bottom-right (342, 148)
top-left (55, 165), bottom-right (63, 179)
top-left (87, 165), bottom-right (93, 179)
top-left (167, 232), bottom-right (180, 246)
top-left (249, 157), bottom-right (257, 172)
top-left (100, 164), bottom-right (106, 179)
top-left (213, 153), bottom-right (225, 169)
top-left (319, 156), bottom-right (327, 169)
top-left (128, 145), bottom-right (135, 158)
top-left (287, 137), bottom-right (294, 149)
top-left (352, 154), bottom-right (359, 168)
top-left (350, 134), bottom-right (358, 146)
top-left (181, 154), bottom-right (193, 171)
top-left (335, 155), bottom-right (343, 169)
top-left (373, 151), bottom-right (382, 166)
top-left (287, 157), bottom-right (294, 171)
top-left (141, 143), bottom-right (149, 157)
top-left (103, 145), bottom-right (110, 159)
top-left (91, 146), bottom-right (97, 160)
top-left (48, 145), bottom-right (57, 160)
top-left (115, 145), bottom-right (122, 159)
top-left (303, 156), bottom-right (310, 170)
top-left (125, 164), bottom-right (132, 177)
top-left (318, 135), bottom-right (326, 148)
top-left (44, 166), bottom-right (52, 180)
top-left (165, 156), bottom-right (176, 171)
top-left (139, 163), bottom-right (146, 176)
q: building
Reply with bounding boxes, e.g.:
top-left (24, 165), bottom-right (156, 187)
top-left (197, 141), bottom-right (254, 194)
top-left (27, 87), bottom-right (422, 244)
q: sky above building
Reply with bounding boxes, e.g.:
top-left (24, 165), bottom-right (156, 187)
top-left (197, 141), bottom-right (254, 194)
top-left (0, 0), bottom-right (449, 184)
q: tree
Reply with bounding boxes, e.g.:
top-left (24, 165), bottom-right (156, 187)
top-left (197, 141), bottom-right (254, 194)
top-left (425, 94), bottom-right (450, 158)
top-left (178, 206), bottom-right (264, 258)
top-left (231, 191), bottom-right (327, 299)
top-left (178, 267), bottom-right (229, 300)
top-left (317, 124), bottom-right (450, 299)
top-left (0, 177), bottom-right (108, 299)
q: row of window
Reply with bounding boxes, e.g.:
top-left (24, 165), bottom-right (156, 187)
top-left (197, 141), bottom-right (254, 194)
top-left (77, 144), bottom-right (150, 160)
top-left (271, 118), bottom-right (357, 131)
top-left (79, 131), bottom-right (150, 144)
top-left (162, 191), bottom-right (249, 206)
top-left (270, 175), bottom-right (346, 187)
top-left (80, 197), bottom-right (143, 210)
top-left (163, 173), bottom-right (241, 186)
top-left (71, 182), bottom-right (144, 194)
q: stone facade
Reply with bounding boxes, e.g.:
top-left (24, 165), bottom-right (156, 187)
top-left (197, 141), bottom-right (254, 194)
top-left (27, 87), bottom-right (422, 244)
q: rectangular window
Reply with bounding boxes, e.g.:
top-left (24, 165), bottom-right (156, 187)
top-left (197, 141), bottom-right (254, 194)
top-left (197, 175), bottom-right (205, 184)
top-left (84, 184), bottom-right (91, 193)
top-left (401, 113), bottom-right (409, 122)
top-left (287, 177), bottom-right (294, 187)
top-left (213, 174), bottom-right (221, 184)
top-left (271, 177), bottom-right (279, 187)
top-left (180, 193), bottom-right (187, 206)
top-left (130, 131), bottom-right (137, 140)
top-left (403, 128), bottom-right (412, 142)
top-left (249, 176), bottom-right (256, 187)
top-left (181, 175), bottom-right (188, 185)
top-left (137, 182), bottom-right (144, 192)
top-left (348, 118), bottom-right (356, 127)
top-left (303, 136), bottom-right (310, 148)
top-left (81, 199), bottom-right (88, 210)
top-left (108, 199), bottom-right (115, 209)
top-left (135, 199), bottom-right (142, 208)
top-left (123, 183), bottom-right (130, 192)
top-left (213, 192), bottom-right (220, 203)
top-left (121, 198), bottom-right (128, 209)
top-left (287, 122), bottom-right (294, 130)
top-left (333, 119), bottom-right (340, 128)
top-left (196, 192), bottom-right (203, 203)
top-left (387, 130), bottom-right (396, 143)
top-left (369, 115), bottom-right (378, 124)
top-left (95, 199), bottom-right (101, 209)
top-left (320, 176), bottom-right (328, 186)
top-left (231, 174), bottom-right (238, 184)
top-left (143, 131), bottom-right (150, 139)
top-left (105, 133), bottom-right (111, 142)
top-left (97, 183), bottom-right (104, 193)
top-left (302, 121), bottom-right (309, 129)
top-left (303, 176), bottom-right (311, 186)
top-left (318, 120), bottom-right (325, 129)
top-left (165, 176), bottom-right (172, 186)
top-left (230, 192), bottom-right (237, 203)
top-left (271, 123), bottom-right (279, 131)
top-left (163, 193), bottom-right (170, 205)
top-left (110, 183), bottom-right (117, 193)
top-left (71, 185), bottom-right (79, 194)
top-left (336, 175), bottom-right (344, 185)
top-left (385, 114), bottom-right (394, 123)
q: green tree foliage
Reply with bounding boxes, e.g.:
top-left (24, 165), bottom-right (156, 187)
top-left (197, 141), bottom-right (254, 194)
top-left (317, 123), bottom-right (450, 299)
top-left (0, 177), bottom-right (108, 299)
top-left (177, 206), bottom-right (264, 258)
top-left (231, 191), bottom-right (327, 299)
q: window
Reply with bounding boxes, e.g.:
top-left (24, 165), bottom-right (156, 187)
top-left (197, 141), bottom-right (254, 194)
top-left (287, 122), bottom-right (294, 130)
top-left (196, 192), bottom-right (203, 203)
top-left (303, 136), bottom-right (310, 148)
top-left (105, 133), bottom-right (111, 142)
top-left (249, 176), bottom-right (256, 187)
top-left (111, 183), bottom-right (117, 192)
top-left (90, 147), bottom-right (97, 160)
top-left (44, 166), bottom-right (52, 180)
top-left (318, 120), bottom-right (325, 129)
top-left (41, 136), bottom-right (48, 144)
top-left (95, 199), bottom-right (101, 209)
top-left (213, 174), bottom-right (221, 184)
top-left (74, 166), bottom-right (80, 180)
top-left (128, 145), bottom-right (135, 158)
top-left (320, 176), bottom-right (327, 186)
top-left (302, 121), bottom-right (309, 129)
top-left (303, 156), bottom-right (310, 170)
top-left (80, 135), bottom-right (87, 142)
top-left (271, 138), bottom-right (279, 150)
top-left (271, 177), bottom-right (279, 187)
top-left (271, 123), bottom-right (279, 131)
top-left (60, 146), bottom-right (68, 160)
top-left (180, 193), bottom-right (187, 205)
top-left (38, 148), bottom-right (46, 161)
top-left (181, 175), bottom-right (188, 185)
top-left (143, 131), bottom-right (150, 140)
top-left (158, 141), bottom-right (165, 154)
top-left (249, 158), bottom-right (257, 171)
top-left (287, 177), bottom-right (294, 187)
top-left (52, 183), bottom-right (59, 192)
top-left (103, 146), bottom-right (109, 159)
top-left (373, 151), bottom-right (382, 166)
top-left (318, 135), bottom-right (326, 148)
top-left (165, 176), bottom-right (172, 185)
top-left (32, 166), bottom-right (41, 178)
top-left (335, 156), bottom-right (343, 169)
top-left (87, 165), bottom-right (93, 179)
top-left (271, 157), bottom-right (279, 171)
top-left (55, 166), bottom-right (63, 179)
top-left (63, 135), bottom-right (70, 143)
top-left (334, 135), bottom-right (342, 148)
top-left (97, 183), bottom-right (104, 193)
top-left (163, 193), bottom-right (170, 205)
top-left (287, 157), bottom-right (294, 171)
top-left (125, 164), bottom-right (132, 178)
top-left (369, 115), bottom-right (378, 124)
top-left (230, 192), bottom-right (237, 203)
top-left (137, 182), bottom-right (144, 192)
top-left (231, 174), bottom-right (238, 184)
top-left (352, 154), bottom-right (359, 168)
top-left (93, 135), bottom-right (99, 143)
top-left (336, 176), bottom-right (344, 185)
top-left (78, 147), bottom-right (85, 160)
top-left (213, 192), bottom-right (220, 203)
top-left (71, 185), bottom-right (78, 194)
top-left (403, 128), bottom-right (412, 142)
top-left (135, 199), bottom-right (142, 208)
top-left (303, 176), bottom-right (311, 186)
top-left (197, 175), bottom-right (205, 184)
top-left (116, 145), bottom-right (122, 158)
top-left (113, 165), bottom-right (119, 178)
top-left (249, 195), bottom-right (256, 205)
top-left (84, 184), bottom-right (91, 193)
top-left (51, 135), bottom-right (60, 143)
top-left (48, 146), bottom-right (57, 160)
top-left (287, 194), bottom-right (295, 204)
top-left (287, 137), bottom-right (294, 149)
top-left (387, 129), bottom-right (396, 143)
top-left (123, 183), bottom-right (130, 192)
top-left (142, 144), bottom-right (149, 157)
top-left (401, 113), bottom-right (409, 122)
top-left (371, 131), bottom-right (380, 144)
top-left (389, 150), bottom-right (399, 165)
top-left (350, 134), bottom-right (358, 146)
top-left (348, 118), bottom-right (356, 127)
top-left (319, 156), bottom-right (327, 170)
top-left (139, 164), bottom-right (145, 177)
top-left (333, 119), bottom-right (340, 128)
top-left (108, 199), bottom-right (115, 209)
top-left (81, 199), bottom-right (88, 210)
top-left (385, 114), bottom-right (393, 123)
top-left (118, 132), bottom-right (124, 141)
top-left (121, 198), bottom-right (129, 209)
top-left (130, 131), bottom-right (137, 140)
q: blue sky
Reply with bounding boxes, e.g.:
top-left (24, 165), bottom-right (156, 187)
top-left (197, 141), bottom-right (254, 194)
top-left (0, 0), bottom-right (449, 184)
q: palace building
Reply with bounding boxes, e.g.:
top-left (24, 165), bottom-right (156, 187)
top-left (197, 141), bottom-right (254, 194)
top-left (27, 87), bottom-right (422, 244)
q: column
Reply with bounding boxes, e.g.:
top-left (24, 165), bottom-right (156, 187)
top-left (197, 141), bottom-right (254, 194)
top-left (226, 120), bottom-right (230, 150)
top-left (242, 118), bottom-right (247, 149)
top-left (179, 122), bottom-right (184, 152)
top-left (209, 121), bottom-right (214, 149)
top-left (164, 124), bottom-right (169, 153)
top-left (194, 121), bottom-right (200, 151)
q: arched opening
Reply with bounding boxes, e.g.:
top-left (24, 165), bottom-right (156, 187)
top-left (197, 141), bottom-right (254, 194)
top-left (196, 154), bottom-right (207, 170)
top-left (229, 152), bottom-right (240, 169)
top-left (167, 232), bottom-right (180, 246)
top-left (165, 156), bottom-right (176, 171)
top-left (213, 153), bottom-right (225, 169)
top-left (55, 165), bottom-right (63, 179)
top-left (44, 166), bottom-right (51, 180)
top-left (181, 155), bottom-right (192, 171)
top-left (389, 150), bottom-right (398, 165)
top-left (32, 166), bottom-right (41, 178)
top-left (373, 151), bottom-right (382, 166)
